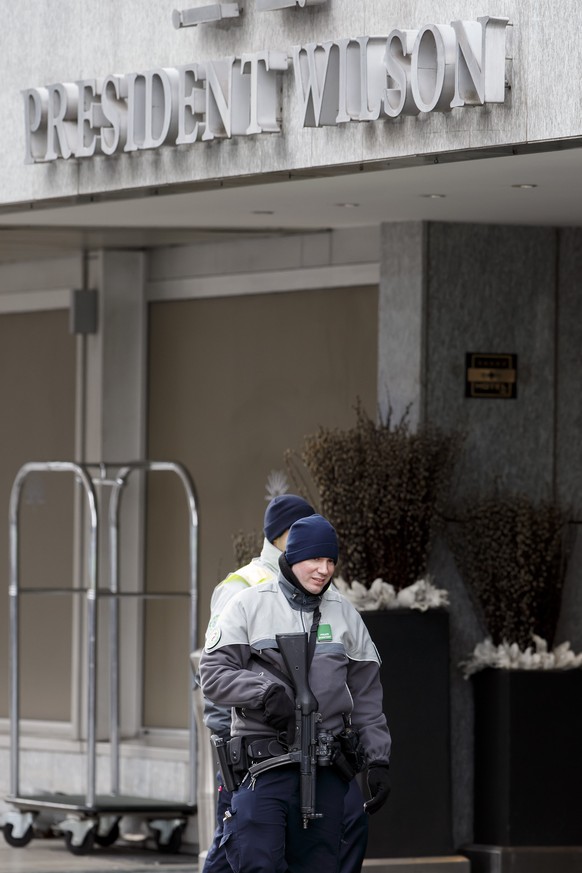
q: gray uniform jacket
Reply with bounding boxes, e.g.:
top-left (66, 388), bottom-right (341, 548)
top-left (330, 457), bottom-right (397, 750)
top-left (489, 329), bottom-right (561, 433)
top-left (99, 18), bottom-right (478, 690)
top-left (208, 538), bottom-right (280, 622)
top-left (201, 538), bottom-right (281, 737)
top-left (199, 574), bottom-right (392, 767)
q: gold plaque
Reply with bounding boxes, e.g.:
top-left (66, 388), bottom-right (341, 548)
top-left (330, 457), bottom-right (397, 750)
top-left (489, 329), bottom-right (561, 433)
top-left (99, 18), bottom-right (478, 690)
top-left (465, 353), bottom-right (517, 399)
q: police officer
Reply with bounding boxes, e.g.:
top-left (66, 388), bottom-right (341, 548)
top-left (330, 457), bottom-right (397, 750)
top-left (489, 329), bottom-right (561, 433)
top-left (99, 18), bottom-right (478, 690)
top-left (200, 496), bottom-right (370, 873)
top-left (200, 494), bottom-right (316, 873)
top-left (200, 514), bottom-right (391, 873)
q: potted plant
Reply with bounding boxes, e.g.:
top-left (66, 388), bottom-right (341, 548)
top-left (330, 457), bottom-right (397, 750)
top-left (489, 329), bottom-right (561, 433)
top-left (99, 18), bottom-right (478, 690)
top-left (286, 402), bottom-right (460, 602)
top-left (284, 403), bottom-right (463, 857)
top-left (448, 493), bottom-right (582, 849)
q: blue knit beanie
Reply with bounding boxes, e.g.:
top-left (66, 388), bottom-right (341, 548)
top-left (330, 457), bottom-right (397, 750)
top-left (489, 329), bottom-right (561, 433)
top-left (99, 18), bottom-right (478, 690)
top-left (284, 514), bottom-right (339, 565)
top-left (263, 494), bottom-right (315, 542)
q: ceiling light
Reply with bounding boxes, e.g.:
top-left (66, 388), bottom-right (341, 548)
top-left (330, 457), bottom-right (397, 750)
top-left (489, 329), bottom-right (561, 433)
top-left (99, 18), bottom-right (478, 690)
top-left (335, 202), bottom-right (360, 208)
top-left (511, 183), bottom-right (538, 189)
top-left (420, 193), bottom-right (446, 199)
top-left (252, 209), bottom-right (274, 215)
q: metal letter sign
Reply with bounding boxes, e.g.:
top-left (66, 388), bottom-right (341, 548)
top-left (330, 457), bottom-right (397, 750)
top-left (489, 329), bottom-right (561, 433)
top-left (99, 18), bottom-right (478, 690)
top-left (257, 0), bottom-right (326, 9)
top-left (22, 14), bottom-right (510, 162)
top-left (172, 5), bottom-right (241, 28)
top-left (465, 353), bottom-right (517, 399)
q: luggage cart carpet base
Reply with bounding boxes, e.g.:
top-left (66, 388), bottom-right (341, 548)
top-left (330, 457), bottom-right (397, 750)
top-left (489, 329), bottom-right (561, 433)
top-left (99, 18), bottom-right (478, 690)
top-left (4, 793), bottom-right (196, 855)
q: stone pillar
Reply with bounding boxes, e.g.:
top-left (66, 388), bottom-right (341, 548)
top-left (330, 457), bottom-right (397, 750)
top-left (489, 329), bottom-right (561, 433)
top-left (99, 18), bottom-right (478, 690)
top-left (82, 249), bottom-right (147, 464)
top-left (72, 250), bottom-right (147, 750)
top-left (378, 222), bottom-right (427, 428)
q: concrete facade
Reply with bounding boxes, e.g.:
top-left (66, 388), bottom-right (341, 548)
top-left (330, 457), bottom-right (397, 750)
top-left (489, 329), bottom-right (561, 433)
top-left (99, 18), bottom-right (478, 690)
top-left (2, 1), bottom-right (580, 207)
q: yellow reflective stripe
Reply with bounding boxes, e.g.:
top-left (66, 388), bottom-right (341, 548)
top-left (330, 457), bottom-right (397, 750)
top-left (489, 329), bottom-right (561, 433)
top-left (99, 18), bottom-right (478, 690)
top-left (221, 573), bottom-right (252, 588)
top-left (219, 563), bottom-right (274, 588)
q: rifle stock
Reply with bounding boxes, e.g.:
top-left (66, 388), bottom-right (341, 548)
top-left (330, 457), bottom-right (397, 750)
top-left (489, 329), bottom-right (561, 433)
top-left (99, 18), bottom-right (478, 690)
top-left (276, 632), bottom-right (322, 828)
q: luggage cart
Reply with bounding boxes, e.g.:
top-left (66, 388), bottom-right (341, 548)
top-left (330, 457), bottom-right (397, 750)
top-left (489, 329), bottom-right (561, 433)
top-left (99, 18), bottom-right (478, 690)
top-left (2, 460), bottom-right (199, 856)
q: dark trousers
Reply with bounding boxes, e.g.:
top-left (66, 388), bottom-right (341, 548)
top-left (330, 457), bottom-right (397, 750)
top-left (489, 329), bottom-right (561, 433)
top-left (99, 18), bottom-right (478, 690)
top-left (340, 778), bottom-right (368, 871)
top-left (203, 771), bottom-right (368, 873)
top-left (202, 776), bottom-right (235, 873)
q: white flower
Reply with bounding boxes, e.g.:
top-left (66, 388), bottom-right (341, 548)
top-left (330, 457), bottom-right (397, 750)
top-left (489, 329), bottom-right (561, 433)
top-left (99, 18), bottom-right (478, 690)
top-left (335, 575), bottom-right (448, 612)
top-left (335, 577), bottom-right (396, 610)
top-left (368, 578), bottom-right (397, 610)
top-left (395, 586), bottom-right (416, 609)
top-left (460, 636), bottom-right (582, 678)
top-left (264, 470), bottom-right (289, 500)
top-left (394, 576), bottom-right (450, 612)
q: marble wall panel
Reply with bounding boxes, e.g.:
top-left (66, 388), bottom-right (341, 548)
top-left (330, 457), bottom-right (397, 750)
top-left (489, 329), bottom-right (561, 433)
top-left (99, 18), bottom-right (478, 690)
top-left (384, 219), bottom-right (582, 848)
top-left (426, 222), bottom-right (557, 503)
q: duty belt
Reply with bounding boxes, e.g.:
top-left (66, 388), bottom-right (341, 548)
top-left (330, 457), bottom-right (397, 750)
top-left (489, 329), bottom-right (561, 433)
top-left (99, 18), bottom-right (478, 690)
top-left (245, 736), bottom-right (288, 762)
top-left (227, 735), bottom-right (287, 766)
top-left (212, 728), bottom-right (361, 794)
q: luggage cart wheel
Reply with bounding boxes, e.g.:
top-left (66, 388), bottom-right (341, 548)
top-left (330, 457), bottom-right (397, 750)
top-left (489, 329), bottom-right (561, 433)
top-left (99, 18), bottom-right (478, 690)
top-left (149, 818), bottom-right (185, 854)
top-left (3, 821), bottom-right (35, 848)
top-left (94, 817), bottom-right (120, 848)
top-left (60, 819), bottom-right (97, 856)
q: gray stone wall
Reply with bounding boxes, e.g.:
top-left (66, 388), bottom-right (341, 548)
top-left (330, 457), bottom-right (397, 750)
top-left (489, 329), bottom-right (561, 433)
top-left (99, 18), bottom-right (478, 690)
top-left (554, 229), bottom-right (582, 653)
top-left (380, 221), bottom-right (582, 848)
top-left (426, 222), bottom-right (558, 502)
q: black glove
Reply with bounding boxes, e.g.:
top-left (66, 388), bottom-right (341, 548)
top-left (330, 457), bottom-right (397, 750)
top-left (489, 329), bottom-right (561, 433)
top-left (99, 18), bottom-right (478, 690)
top-left (364, 764), bottom-right (391, 815)
top-left (262, 684), bottom-right (296, 739)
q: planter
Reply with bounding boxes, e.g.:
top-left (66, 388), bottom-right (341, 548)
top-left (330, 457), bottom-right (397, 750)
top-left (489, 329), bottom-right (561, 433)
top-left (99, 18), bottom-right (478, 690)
top-left (360, 609), bottom-right (453, 857)
top-left (472, 668), bottom-right (582, 846)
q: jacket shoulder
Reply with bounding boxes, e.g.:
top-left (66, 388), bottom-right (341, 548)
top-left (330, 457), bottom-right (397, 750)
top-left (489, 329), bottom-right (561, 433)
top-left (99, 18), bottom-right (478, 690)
top-left (222, 560), bottom-right (275, 588)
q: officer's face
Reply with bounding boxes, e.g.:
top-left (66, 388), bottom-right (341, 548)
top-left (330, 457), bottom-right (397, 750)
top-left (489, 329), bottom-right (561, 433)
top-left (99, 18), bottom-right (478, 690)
top-left (292, 557), bottom-right (336, 594)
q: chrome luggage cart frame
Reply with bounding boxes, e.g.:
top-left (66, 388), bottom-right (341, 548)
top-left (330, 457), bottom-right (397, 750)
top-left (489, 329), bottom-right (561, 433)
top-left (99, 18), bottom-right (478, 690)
top-left (3, 460), bottom-right (198, 856)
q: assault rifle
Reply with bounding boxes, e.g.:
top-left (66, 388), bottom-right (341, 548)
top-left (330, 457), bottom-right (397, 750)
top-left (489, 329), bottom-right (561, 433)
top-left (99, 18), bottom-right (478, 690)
top-left (247, 631), bottom-right (327, 828)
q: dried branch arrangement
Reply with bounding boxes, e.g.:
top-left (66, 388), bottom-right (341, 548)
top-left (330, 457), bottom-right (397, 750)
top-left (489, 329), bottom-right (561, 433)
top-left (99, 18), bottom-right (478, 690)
top-left (287, 403), bottom-right (462, 590)
top-left (448, 493), bottom-right (570, 649)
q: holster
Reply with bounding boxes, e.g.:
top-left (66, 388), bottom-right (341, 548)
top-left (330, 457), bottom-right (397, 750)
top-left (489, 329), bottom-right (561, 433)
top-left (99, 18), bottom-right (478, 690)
top-left (332, 724), bottom-right (366, 781)
top-left (211, 734), bottom-right (245, 793)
